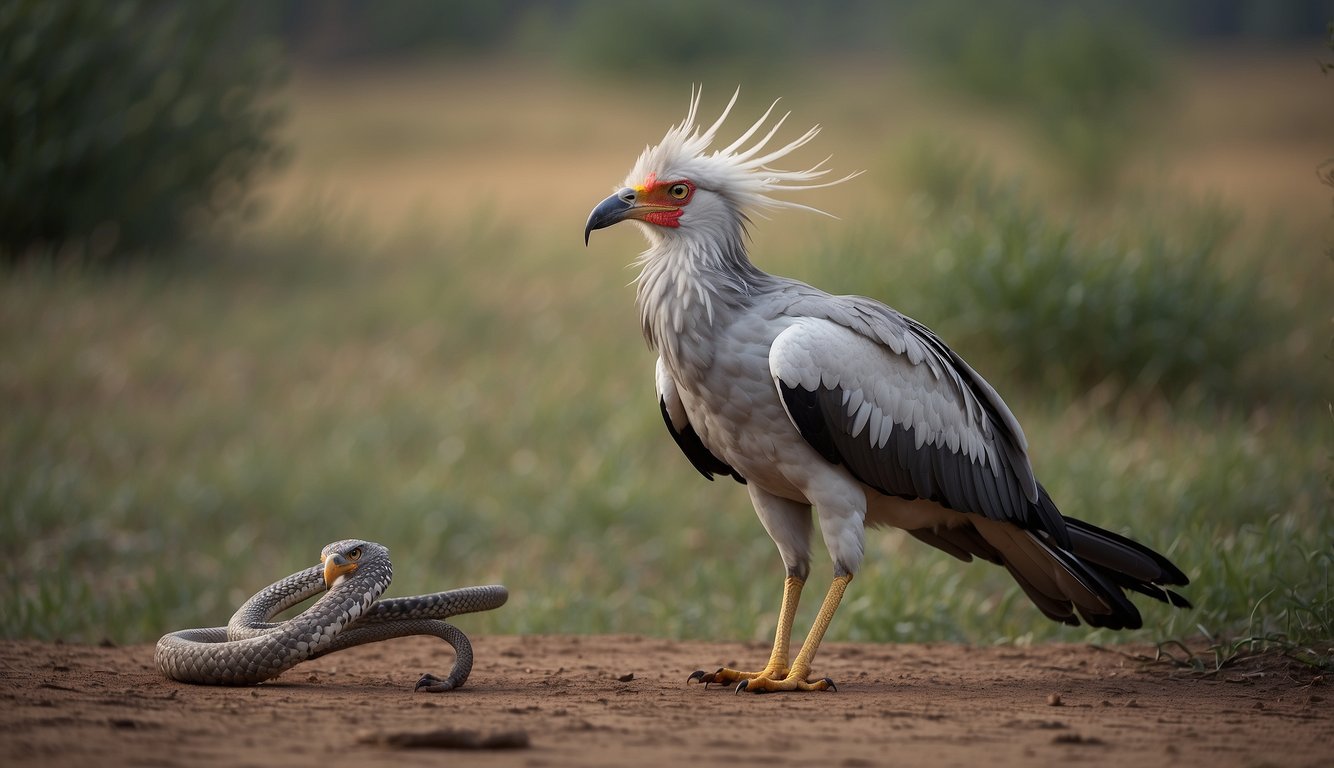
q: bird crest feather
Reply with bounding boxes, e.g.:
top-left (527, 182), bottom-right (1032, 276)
top-left (626, 87), bottom-right (860, 217)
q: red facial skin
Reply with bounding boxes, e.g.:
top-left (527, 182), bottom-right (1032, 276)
top-left (644, 209), bottom-right (684, 227)
top-left (634, 174), bottom-right (695, 228)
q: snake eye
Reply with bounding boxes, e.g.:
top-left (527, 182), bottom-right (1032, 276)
top-left (668, 183), bottom-right (691, 200)
top-left (348, 547), bottom-right (362, 561)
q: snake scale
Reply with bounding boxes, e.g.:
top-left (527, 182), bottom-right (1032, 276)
top-left (155, 539), bottom-right (507, 691)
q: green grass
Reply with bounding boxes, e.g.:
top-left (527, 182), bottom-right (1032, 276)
top-left (894, 149), bottom-right (1303, 403)
top-left (894, 0), bottom-right (1162, 194)
top-left (2, 190), bottom-right (1328, 651)
top-left (3, 48), bottom-right (1330, 651)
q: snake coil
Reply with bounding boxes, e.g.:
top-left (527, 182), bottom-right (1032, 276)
top-left (155, 539), bottom-right (507, 691)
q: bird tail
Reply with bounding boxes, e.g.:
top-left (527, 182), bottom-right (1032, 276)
top-left (966, 488), bottom-right (1191, 630)
top-left (1063, 516), bottom-right (1192, 609)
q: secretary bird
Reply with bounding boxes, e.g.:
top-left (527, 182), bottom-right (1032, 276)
top-left (584, 90), bottom-right (1190, 693)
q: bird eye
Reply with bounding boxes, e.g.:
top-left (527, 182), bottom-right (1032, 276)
top-left (348, 547), bottom-right (362, 560)
top-left (669, 183), bottom-right (690, 200)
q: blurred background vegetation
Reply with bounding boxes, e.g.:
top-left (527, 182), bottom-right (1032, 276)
top-left (2, 1), bottom-right (1331, 661)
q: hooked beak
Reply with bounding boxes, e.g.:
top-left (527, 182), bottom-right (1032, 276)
top-left (584, 187), bottom-right (679, 245)
top-left (584, 189), bottom-right (634, 245)
top-left (322, 552), bottom-right (357, 589)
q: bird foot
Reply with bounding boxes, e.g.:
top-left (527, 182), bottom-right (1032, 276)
top-left (686, 665), bottom-right (789, 690)
top-left (414, 673), bottom-right (459, 693)
top-left (734, 674), bottom-right (836, 694)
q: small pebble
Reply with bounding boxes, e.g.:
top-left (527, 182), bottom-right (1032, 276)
top-left (1047, 693), bottom-right (1063, 707)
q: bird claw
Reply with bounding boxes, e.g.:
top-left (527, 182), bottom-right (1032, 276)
top-left (687, 668), bottom-right (727, 689)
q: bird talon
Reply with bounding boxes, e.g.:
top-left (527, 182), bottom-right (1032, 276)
top-left (734, 680), bottom-right (748, 695)
top-left (687, 667), bottom-right (734, 689)
top-left (823, 677), bottom-right (837, 692)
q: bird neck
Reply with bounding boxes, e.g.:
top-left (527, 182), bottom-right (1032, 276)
top-left (633, 229), bottom-right (770, 363)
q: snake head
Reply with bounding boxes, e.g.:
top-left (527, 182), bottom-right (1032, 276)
top-left (320, 539), bottom-right (382, 589)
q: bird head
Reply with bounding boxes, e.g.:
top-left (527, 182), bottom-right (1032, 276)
top-left (320, 539), bottom-right (386, 589)
top-left (584, 88), bottom-right (858, 248)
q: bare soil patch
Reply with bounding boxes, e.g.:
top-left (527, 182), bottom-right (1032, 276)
top-left (2, 635), bottom-right (1329, 767)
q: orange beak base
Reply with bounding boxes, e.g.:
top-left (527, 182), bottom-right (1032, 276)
top-left (322, 553), bottom-right (357, 589)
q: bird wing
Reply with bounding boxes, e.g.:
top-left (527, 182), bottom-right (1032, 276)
top-left (768, 294), bottom-right (1066, 543)
top-left (656, 357), bottom-right (745, 484)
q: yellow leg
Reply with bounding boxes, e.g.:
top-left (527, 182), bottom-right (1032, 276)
top-left (761, 575), bottom-right (804, 677)
top-left (688, 576), bottom-right (804, 687)
top-left (737, 573), bottom-right (852, 693)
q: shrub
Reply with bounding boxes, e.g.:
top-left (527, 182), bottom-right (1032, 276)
top-left (917, 172), bottom-right (1284, 401)
top-left (0, 1), bottom-right (287, 262)
top-left (560, 0), bottom-right (784, 82)
top-left (896, 1), bottom-right (1161, 193)
top-left (896, 134), bottom-right (988, 212)
top-left (266, 0), bottom-right (519, 62)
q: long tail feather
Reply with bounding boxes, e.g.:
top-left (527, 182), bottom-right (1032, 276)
top-left (905, 485), bottom-right (1191, 629)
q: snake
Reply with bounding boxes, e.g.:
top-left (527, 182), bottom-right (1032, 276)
top-left (155, 539), bottom-right (508, 691)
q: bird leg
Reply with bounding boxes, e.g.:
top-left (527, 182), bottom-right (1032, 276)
top-left (688, 575), bottom-right (804, 687)
top-left (735, 573), bottom-right (851, 693)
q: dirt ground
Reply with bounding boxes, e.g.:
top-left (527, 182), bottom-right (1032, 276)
top-left (2, 634), bottom-right (1330, 768)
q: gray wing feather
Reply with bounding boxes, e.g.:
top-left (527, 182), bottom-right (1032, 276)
top-left (765, 285), bottom-right (1189, 628)
top-left (770, 295), bottom-right (1063, 542)
top-left (782, 288), bottom-right (1037, 498)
